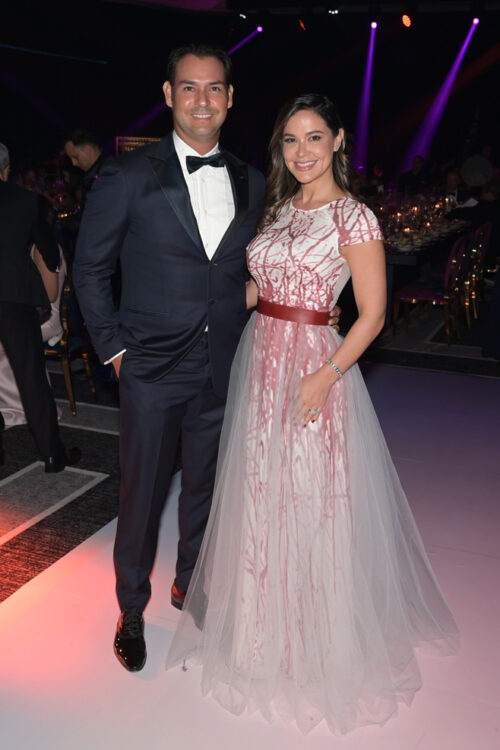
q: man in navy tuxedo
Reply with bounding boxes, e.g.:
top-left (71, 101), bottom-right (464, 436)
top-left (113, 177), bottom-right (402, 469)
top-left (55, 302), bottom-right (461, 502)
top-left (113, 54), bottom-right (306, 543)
top-left (74, 45), bottom-right (266, 671)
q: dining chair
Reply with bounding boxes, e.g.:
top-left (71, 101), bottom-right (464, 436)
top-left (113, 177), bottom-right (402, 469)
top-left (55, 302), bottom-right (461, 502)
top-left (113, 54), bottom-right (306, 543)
top-left (44, 275), bottom-right (97, 416)
top-left (392, 234), bottom-right (469, 343)
top-left (463, 221), bottom-right (493, 324)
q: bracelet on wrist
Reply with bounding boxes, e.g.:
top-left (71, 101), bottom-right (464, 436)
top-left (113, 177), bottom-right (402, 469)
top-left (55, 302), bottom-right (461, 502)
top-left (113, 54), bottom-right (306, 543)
top-left (325, 359), bottom-right (343, 378)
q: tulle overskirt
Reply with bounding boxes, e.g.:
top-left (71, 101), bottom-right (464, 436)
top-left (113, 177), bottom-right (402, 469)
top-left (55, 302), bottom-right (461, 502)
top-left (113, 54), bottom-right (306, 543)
top-left (166, 312), bottom-right (459, 735)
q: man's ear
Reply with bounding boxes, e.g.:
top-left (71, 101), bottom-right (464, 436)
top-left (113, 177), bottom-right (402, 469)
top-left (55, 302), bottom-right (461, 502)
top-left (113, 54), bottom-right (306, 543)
top-left (227, 85), bottom-right (234, 110)
top-left (163, 80), bottom-right (173, 108)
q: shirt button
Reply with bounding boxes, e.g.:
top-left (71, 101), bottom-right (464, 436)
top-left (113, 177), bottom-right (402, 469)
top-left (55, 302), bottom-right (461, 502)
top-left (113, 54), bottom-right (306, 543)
top-left (209, 299), bottom-right (216, 305)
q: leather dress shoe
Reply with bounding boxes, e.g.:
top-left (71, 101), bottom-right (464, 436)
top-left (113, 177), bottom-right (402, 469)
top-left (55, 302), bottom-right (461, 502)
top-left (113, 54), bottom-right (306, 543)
top-left (45, 446), bottom-right (81, 473)
top-left (114, 610), bottom-right (146, 672)
top-left (171, 581), bottom-right (186, 610)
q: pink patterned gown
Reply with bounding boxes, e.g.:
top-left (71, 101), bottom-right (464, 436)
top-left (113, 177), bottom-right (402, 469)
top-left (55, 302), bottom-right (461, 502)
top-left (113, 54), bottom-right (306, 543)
top-left (166, 198), bottom-right (459, 735)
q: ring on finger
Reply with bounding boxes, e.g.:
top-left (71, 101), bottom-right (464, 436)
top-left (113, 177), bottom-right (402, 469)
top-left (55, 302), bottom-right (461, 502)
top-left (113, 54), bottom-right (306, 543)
top-left (309, 407), bottom-right (319, 416)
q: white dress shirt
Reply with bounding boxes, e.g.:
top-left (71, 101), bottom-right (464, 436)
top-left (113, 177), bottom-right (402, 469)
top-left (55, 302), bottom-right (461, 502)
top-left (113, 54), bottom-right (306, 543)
top-left (173, 131), bottom-right (235, 259)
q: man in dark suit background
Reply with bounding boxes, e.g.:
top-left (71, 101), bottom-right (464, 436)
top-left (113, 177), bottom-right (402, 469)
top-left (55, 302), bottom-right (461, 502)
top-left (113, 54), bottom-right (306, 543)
top-left (0, 142), bottom-right (79, 471)
top-left (74, 45), bottom-right (266, 672)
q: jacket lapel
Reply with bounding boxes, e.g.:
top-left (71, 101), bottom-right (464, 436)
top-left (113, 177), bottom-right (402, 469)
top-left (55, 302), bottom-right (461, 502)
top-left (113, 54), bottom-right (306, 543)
top-left (212, 152), bottom-right (249, 261)
top-left (148, 137), bottom-right (203, 251)
top-left (147, 136), bottom-right (250, 260)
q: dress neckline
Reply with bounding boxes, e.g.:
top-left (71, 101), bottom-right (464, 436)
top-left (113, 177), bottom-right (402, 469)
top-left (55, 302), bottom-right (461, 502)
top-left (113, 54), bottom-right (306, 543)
top-left (290, 196), bottom-right (349, 213)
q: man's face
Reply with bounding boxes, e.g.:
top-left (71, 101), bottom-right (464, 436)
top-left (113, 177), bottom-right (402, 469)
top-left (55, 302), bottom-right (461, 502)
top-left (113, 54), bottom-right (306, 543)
top-left (64, 142), bottom-right (97, 171)
top-left (163, 54), bottom-right (233, 154)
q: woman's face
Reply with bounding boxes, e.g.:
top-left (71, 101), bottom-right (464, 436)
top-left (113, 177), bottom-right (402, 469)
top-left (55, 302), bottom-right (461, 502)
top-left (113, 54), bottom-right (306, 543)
top-left (282, 109), bottom-right (343, 187)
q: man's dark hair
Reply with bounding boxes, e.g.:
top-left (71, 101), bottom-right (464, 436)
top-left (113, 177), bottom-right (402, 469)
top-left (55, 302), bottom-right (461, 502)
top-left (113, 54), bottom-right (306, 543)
top-left (166, 44), bottom-right (232, 88)
top-left (65, 129), bottom-right (100, 148)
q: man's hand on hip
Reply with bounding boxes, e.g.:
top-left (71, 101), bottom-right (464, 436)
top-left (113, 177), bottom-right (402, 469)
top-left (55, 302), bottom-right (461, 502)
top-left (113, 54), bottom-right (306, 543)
top-left (329, 305), bottom-right (341, 332)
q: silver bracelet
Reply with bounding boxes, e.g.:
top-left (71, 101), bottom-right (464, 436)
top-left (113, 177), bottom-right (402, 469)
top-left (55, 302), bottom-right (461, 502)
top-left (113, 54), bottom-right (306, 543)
top-left (325, 359), bottom-right (343, 378)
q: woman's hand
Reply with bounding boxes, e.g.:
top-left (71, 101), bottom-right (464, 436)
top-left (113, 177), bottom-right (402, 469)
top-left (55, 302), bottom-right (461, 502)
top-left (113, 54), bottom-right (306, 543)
top-left (293, 366), bottom-right (338, 426)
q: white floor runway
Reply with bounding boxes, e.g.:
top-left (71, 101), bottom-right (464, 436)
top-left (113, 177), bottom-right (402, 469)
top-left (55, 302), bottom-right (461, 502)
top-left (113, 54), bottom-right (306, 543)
top-left (0, 364), bottom-right (499, 750)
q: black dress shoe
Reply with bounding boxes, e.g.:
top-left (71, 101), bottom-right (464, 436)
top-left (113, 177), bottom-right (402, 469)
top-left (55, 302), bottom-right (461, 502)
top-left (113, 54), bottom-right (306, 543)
top-left (171, 581), bottom-right (186, 610)
top-left (44, 446), bottom-right (81, 473)
top-left (114, 610), bottom-right (146, 672)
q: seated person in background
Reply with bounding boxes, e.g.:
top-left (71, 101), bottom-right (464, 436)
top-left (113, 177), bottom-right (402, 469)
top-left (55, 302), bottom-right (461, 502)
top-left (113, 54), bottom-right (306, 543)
top-left (398, 155), bottom-right (428, 195)
top-left (442, 168), bottom-right (472, 206)
top-left (447, 182), bottom-right (500, 268)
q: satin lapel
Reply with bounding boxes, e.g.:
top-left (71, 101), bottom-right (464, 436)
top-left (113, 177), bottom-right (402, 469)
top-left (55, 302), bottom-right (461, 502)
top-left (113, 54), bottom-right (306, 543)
top-left (212, 155), bottom-right (249, 261)
top-left (148, 151), bottom-right (203, 250)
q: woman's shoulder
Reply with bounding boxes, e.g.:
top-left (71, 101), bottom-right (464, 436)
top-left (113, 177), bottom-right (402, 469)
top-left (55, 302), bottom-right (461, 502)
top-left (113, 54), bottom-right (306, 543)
top-left (330, 198), bottom-right (384, 245)
top-left (330, 196), bottom-right (379, 221)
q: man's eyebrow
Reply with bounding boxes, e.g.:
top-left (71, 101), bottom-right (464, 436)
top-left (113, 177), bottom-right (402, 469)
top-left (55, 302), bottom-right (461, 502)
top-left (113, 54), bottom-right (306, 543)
top-left (177, 79), bottom-right (226, 86)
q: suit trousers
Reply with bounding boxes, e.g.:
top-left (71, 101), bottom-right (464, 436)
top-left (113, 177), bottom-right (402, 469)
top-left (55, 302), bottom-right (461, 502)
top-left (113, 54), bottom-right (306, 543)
top-left (0, 301), bottom-right (62, 459)
top-left (115, 334), bottom-right (226, 613)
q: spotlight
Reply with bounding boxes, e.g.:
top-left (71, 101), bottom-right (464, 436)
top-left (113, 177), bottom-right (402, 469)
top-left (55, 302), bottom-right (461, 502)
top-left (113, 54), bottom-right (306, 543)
top-left (239, 13), bottom-right (247, 20)
top-left (402, 14), bottom-right (412, 27)
top-left (371, 21), bottom-right (378, 29)
top-left (328, 8), bottom-right (339, 14)
top-left (473, 17), bottom-right (480, 24)
top-left (299, 18), bottom-right (307, 31)
top-left (228, 25), bottom-right (263, 56)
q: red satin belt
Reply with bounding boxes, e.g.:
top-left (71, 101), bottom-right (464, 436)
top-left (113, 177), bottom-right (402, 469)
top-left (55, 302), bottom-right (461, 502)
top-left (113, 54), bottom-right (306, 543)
top-left (256, 298), bottom-right (330, 325)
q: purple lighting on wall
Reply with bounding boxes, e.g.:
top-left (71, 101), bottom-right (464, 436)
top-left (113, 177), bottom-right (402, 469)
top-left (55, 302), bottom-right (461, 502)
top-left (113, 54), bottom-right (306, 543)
top-left (228, 26), bottom-right (263, 56)
top-left (400, 19), bottom-right (479, 172)
top-left (353, 22), bottom-right (377, 172)
top-left (121, 100), bottom-right (166, 136)
top-left (0, 68), bottom-right (69, 131)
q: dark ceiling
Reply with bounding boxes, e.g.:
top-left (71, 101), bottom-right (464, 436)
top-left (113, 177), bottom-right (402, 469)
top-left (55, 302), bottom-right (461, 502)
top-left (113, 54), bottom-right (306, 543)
top-left (1, 0), bottom-right (499, 173)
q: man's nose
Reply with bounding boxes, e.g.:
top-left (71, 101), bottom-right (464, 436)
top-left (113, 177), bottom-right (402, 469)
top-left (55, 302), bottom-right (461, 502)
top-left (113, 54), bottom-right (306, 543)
top-left (195, 88), bottom-right (209, 107)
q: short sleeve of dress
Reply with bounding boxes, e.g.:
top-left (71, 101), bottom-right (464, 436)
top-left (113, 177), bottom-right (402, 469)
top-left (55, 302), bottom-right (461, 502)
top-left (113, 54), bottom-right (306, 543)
top-left (336, 200), bottom-right (384, 247)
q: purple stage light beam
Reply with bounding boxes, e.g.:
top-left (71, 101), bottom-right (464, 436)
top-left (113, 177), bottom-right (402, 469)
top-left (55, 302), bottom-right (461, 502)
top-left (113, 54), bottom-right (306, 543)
top-left (121, 100), bottom-right (167, 136)
top-left (401, 18), bottom-right (479, 172)
top-left (353, 22), bottom-right (377, 172)
top-left (228, 26), bottom-right (263, 56)
top-left (0, 68), bottom-right (70, 131)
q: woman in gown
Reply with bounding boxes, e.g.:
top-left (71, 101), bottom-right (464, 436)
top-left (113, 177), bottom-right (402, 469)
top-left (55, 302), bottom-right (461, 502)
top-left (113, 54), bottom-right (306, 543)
top-left (166, 94), bottom-right (459, 735)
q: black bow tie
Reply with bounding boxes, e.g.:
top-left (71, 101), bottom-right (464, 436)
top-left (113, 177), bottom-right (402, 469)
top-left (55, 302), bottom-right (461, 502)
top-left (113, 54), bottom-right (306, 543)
top-left (186, 152), bottom-right (226, 174)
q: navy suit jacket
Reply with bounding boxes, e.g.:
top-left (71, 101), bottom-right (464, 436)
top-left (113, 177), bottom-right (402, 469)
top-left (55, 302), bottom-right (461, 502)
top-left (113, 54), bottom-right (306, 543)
top-left (74, 133), bottom-right (265, 396)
